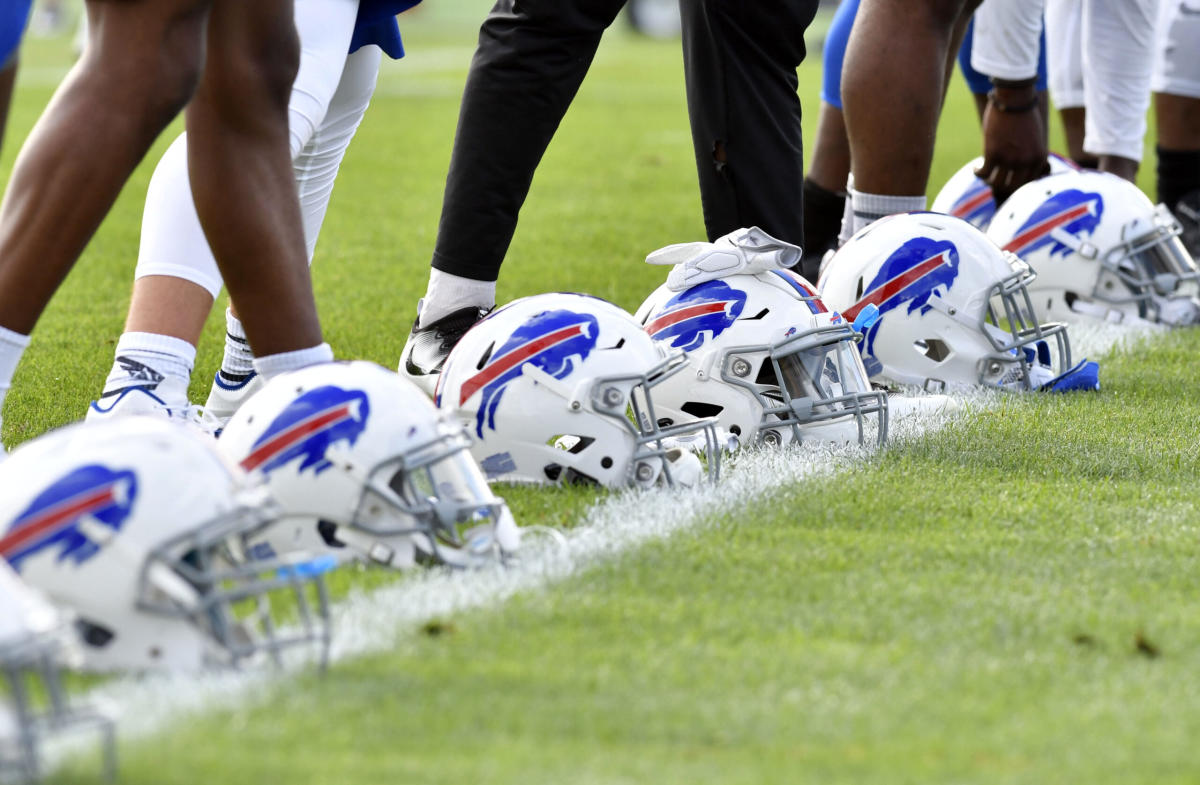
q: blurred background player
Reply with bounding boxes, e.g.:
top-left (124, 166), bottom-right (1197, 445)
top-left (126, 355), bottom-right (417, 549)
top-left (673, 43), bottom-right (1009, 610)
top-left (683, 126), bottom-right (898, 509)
top-left (1153, 0), bottom-right (1200, 257)
top-left (399, 0), bottom-right (820, 394)
top-left (1044, 0), bottom-right (1096, 167)
top-left (0, 0), bottom-right (333, 449)
top-left (1025, 0), bottom-right (1157, 181)
top-left (88, 0), bottom-right (419, 423)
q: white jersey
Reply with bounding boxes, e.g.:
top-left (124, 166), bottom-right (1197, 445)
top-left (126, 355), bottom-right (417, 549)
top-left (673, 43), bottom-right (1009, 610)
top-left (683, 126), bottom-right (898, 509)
top-left (1152, 0), bottom-right (1200, 99)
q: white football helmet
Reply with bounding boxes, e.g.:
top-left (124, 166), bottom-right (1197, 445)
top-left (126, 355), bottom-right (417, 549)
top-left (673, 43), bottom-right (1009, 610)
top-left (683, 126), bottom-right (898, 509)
top-left (634, 269), bottom-right (887, 447)
top-left (436, 293), bottom-right (721, 488)
top-left (0, 559), bottom-right (114, 783)
top-left (0, 418), bottom-right (331, 673)
top-left (931, 153), bottom-right (1080, 230)
top-left (819, 212), bottom-right (1091, 392)
top-left (986, 170), bottom-right (1200, 326)
top-left (218, 361), bottom-right (519, 570)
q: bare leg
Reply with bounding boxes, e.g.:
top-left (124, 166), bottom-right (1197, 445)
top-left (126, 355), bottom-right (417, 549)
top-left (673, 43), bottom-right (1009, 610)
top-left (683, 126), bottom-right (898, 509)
top-left (186, 0), bottom-right (323, 358)
top-left (1059, 107), bottom-right (1097, 167)
top-left (842, 0), bottom-right (976, 196)
top-left (0, 0), bottom-right (209, 335)
top-left (808, 103), bottom-right (850, 193)
top-left (0, 60), bottom-right (15, 154)
top-left (124, 276), bottom-right (214, 346)
top-left (1156, 93), bottom-right (1200, 151)
top-left (1096, 154), bottom-right (1138, 181)
top-left (802, 102), bottom-right (850, 277)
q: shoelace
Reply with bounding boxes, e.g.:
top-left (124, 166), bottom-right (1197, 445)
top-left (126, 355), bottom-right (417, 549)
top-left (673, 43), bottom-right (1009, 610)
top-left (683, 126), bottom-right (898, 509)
top-left (433, 308), bottom-right (491, 351)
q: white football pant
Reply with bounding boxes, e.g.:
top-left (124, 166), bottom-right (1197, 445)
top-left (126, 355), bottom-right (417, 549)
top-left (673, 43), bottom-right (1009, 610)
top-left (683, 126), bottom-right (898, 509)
top-left (135, 0), bottom-right (380, 297)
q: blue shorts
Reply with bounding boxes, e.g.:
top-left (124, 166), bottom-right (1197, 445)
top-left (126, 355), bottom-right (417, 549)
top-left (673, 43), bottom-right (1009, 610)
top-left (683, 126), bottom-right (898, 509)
top-left (351, 0), bottom-right (422, 60)
top-left (957, 16), bottom-right (1048, 95)
top-left (0, 0), bottom-right (32, 69)
top-left (821, 0), bottom-right (1049, 109)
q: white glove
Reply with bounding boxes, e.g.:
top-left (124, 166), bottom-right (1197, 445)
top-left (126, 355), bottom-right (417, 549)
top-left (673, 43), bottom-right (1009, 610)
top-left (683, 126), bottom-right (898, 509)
top-left (646, 226), bottom-right (802, 292)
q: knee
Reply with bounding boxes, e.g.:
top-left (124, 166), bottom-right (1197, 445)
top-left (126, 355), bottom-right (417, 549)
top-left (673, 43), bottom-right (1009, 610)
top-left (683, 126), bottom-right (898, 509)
top-left (205, 21), bottom-right (299, 118)
top-left (84, 2), bottom-right (208, 132)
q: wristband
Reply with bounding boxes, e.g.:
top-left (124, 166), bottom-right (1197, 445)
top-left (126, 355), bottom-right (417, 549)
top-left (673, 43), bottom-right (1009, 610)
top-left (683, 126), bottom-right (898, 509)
top-left (986, 89), bottom-right (1039, 114)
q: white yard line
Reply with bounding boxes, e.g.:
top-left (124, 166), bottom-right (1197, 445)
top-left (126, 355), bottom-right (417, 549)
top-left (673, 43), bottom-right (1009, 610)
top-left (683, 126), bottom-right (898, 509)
top-left (52, 321), bottom-right (1154, 766)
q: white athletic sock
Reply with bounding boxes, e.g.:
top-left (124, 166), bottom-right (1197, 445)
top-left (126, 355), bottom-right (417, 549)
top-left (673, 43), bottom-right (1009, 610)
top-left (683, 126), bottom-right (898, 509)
top-left (0, 326), bottom-right (31, 432)
top-left (419, 269), bottom-right (496, 327)
top-left (253, 342), bottom-right (334, 381)
top-left (849, 189), bottom-right (926, 237)
top-left (218, 310), bottom-right (256, 383)
top-left (101, 332), bottom-right (195, 410)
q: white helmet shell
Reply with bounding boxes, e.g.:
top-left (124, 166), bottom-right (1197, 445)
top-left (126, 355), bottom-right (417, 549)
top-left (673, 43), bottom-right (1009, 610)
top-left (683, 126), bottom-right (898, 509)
top-left (437, 293), bottom-right (720, 488)
top-left (218, 361), bottom-right (519, 570)
top-left (819, 212), bottom-right (1075, 391)
top-left (634, 269), bottom-right (887, 447)
top-left (986, 170), bottom-right (1200, 325)
top-left (0, 418), bottom-right (330, 673)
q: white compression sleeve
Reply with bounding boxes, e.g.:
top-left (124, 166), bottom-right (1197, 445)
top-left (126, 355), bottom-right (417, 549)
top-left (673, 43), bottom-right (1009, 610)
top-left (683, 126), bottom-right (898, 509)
top-left (1082, 0), bottom-right (1156, 161)
top-left (134, 0), bottom-right (362, 296)
top-left (294, 44), bottom-right (381, 260)
top-left (970, 0), bottom-right (1045, 81)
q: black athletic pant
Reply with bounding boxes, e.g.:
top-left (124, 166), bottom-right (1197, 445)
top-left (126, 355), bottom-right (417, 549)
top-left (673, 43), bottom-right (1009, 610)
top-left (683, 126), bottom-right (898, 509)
top-left (431, 0), bottom-right (819, 283)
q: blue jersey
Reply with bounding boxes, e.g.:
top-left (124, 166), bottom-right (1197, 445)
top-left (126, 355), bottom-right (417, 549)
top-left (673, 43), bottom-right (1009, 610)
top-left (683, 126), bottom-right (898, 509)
top-left (351, 0), bottom-right (422, 60)
top-left (0, 0), bottom-right (32, 69)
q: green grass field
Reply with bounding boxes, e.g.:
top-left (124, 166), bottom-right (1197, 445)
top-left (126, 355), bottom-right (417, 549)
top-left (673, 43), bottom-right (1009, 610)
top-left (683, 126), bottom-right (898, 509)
top-left (6, 4), bottom-right (1199, 783)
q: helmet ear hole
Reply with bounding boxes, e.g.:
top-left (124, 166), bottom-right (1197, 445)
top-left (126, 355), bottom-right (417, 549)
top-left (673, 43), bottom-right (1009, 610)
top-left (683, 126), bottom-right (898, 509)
top-left (680, 401), bottom-right (723, 419)
top-left (76, 619), bottom-right (115, 648)
top-left (915, 338), bottom-right (951, 362)
top-left (548, 434), bottom-right (595, 454)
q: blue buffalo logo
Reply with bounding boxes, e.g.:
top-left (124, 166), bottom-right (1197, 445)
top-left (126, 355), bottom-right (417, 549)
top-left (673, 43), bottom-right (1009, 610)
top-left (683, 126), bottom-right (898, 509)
top-left (1003, 189), bottom-right (1104, 258)
top-left (1, 465), bottom-right (138, 571)
top-left (949, 178), bottom-right (996, 228)
top-left (843, 237), bottom-right (961, 373)
top-left (459, 309), bottom-right (600, 438)
top-left (241, 386), bottom-right (370, 476)
top-left (644, 280), bottom-right (747, 352)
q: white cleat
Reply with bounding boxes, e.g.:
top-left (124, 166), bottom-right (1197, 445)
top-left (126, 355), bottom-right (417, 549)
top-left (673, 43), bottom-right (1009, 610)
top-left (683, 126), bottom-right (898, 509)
top-left (203, 371), bottom-right (264, 428)
top-left (87, 376), bottom-right (219, 435)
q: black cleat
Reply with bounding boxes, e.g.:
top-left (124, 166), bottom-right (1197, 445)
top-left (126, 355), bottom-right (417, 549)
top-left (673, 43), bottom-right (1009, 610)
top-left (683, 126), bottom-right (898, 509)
top-left (399, 303), bottom-right (492, 396)
top-left (1175, 190), bottom-right (1200, 260)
